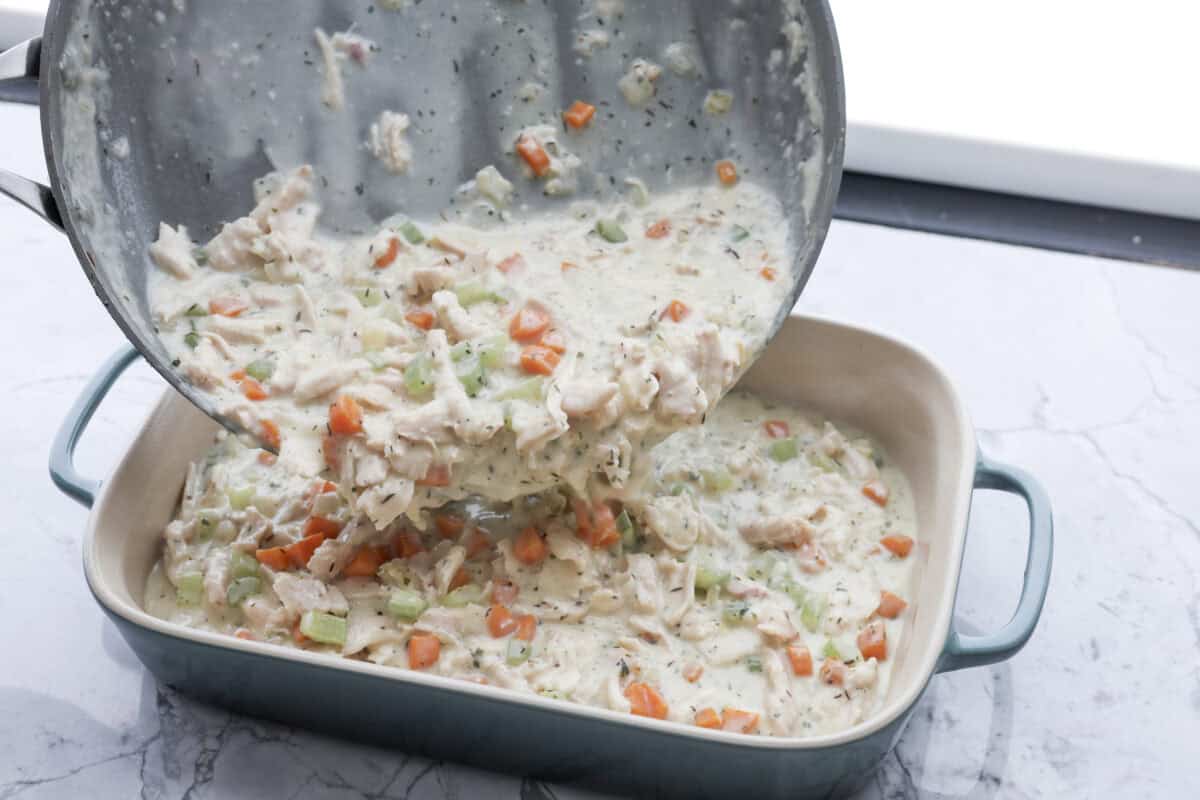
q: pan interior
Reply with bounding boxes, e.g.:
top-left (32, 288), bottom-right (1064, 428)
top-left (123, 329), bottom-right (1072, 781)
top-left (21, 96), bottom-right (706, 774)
top-left (44, 0), bottom-right (843, 429)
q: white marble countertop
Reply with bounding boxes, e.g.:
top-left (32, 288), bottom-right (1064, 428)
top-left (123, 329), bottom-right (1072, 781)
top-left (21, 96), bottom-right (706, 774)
top-left (1, 101), bottom-right (1197, 798)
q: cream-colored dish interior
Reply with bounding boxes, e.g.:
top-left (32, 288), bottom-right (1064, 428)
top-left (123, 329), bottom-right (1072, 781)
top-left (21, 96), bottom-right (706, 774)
top-left (83, 314), bottom-right (978, 748)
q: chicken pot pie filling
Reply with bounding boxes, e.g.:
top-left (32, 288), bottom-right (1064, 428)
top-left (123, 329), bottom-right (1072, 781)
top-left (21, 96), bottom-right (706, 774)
top-left (146, 391), bottom-right (917, 738)
top-left (149, 167), bottom-right (792, 528)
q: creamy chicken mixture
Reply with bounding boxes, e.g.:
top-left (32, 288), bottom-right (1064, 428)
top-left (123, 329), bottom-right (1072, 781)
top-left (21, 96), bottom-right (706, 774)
top-left (146, 392), bottom-right (917, 738)
top-left (149, 168), bottom-right (791, 529)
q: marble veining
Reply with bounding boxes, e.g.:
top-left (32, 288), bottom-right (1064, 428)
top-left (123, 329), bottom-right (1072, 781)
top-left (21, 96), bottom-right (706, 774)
top-left (0, 100), bottom-right (1196, 797)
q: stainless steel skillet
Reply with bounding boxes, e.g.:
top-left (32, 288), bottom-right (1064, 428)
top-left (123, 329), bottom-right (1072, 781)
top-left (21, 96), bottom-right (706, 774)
top-left (0, 0), bottom-right (844, 441)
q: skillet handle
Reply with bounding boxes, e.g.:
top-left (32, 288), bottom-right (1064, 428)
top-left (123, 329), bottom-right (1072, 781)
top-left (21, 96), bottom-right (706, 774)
top-left (937, 454), bottom-right (1053, 673)
top-left (0, 37), bottom-right (63, 230)
top-left (49, 346), bottom-right (141, 509)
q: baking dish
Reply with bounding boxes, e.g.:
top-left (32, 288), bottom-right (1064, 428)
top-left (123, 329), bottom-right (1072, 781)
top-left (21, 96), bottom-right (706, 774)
top-left (51, 315), bottom-right (1052, 799)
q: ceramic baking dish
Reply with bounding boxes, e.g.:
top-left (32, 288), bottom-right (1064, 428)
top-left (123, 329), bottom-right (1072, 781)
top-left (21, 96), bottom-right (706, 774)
top-left (50, 315), bottom-right (1052, 799)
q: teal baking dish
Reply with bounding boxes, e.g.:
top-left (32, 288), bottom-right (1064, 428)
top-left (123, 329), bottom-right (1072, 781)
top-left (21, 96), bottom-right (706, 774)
top-left (51, 314), bottom-right (1052, 798)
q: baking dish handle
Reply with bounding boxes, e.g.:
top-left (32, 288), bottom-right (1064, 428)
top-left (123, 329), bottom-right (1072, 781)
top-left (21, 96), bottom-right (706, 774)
top-left (938, 454), bottom-right (1053, 673)
top-left (49, 345), bottom-right (141, 508)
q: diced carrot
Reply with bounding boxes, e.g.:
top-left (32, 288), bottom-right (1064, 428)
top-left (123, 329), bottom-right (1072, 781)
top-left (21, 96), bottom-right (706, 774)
top-left (513, 526), bottom-right (547, 565)
top-left (408, 632), bottom-right (441, 669)
top-left (234, 628), bottom-right (255, 641)
top-left (373, 237), bottom-right (401, 268)
top-left (239, 376), bottom-right (268, 401)
top-left (257, 451), bottom-right (277, 465)
top-left (342, 546), bottom-right (387, 578)
top-left (572, 498), bottom-right (593, 542)
top-left (416, 463), bottom-right (451, 487)
top-left (284, 533), bottom-right (326, 570)
top-left (819, 659), bottom-right (846, 686)
top-left (588, 502), bottom-right (619, 549)
top-left (515, 614), bottom-right (537, 641)
top-left (695, 708), bottom-right (722, 729)
top-left (645, 219), bottom-right (671, 239)
top-left (561, 260), bottom-right (578, 272)
top-left (715, 159), bottom-right (738, 186)
top-left (538, 329), bottom-right (567, 354)
top-left (721, 708), bottom-right (760, 734)
top-left (321, 434), bottom-right (340, 470)
top-left (880, 534), bottom-right (914, 558)
top-left (492, 580), bottom-right (519, 606)
top-left (465, 530), bottom-right (493, 560)
top-left (763, 420), bottom-right (790, 439)
top-left (448, 567), bottom-right (471, 592)
top-left (682, 664), bottom-right (704, 683)
top-left (760, 266), bottom-right (777, 281)
top-left (563, 100), bottom-right (597, 129)
top-left (496, 253), bottom-right (525, 274)
top-left (434, 514), bottom-right (465, 539)
top-left (515, 133), bottom-right (552, 177)
top-left (255, 546), bottom-right (289, 571)
top-left (487, 604), bottom-right (518, 638)
top-left (877, 590), bottom-right (908, 619)
top-left (391, 530), bottom-right (425, 559)
top-left (328, 395), bottom-right (363, 436)
top-left (259, 420), bottom-right (282, 452)
top-left (624, 682), bottom-right (669, 720)
top-left (509, 304), bottom-right (552, 342)
top-left (520, 345), bottom-right (560, 375)
top-left (209, 296), bottom-right (248, 317)
top-left (786, 644), bottom-right (814, 677)
top-left (303, 516), bottom-right (342, 539)
top-left (661, 300), bottom-right (689, 323)
top-left (862, 481), bottom-right (890, 507)
top-left (858, 620), bottom-right (888, 661)
top-left (405, 309), bottom-right (435, 330)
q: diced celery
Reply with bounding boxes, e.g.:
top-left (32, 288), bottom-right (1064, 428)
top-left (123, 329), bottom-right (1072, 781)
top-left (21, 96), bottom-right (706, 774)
top-left (228, 550), bottom-right (259, 580)
top-left (767, 437), bottom-right (799, 462)
top-left (616, 510), bottom-right (638, 550)
top-left (772, 577), bottom-right (807, 608)
top-left (355, 287), bottom-right (384, 307)
top-left (809, 452), bottom-right (839, 473)
top-left (507, 638), bottom-right (531, 665)
top-left (823, 637), bottom-right (859, 662)
top-left (192, 247), bottom-right (208, 265)
top-left (442, 584), bottom-right (483, 608)
top-left (226, 576), bottom-right (261, 606)
top-left (822, 639), bottom-right (842, 660)
top-left (694, 565), bottom-right (729, 591)
top-left (364, 351), bottom-right (388, 371)
top-left (195, 510), bottom-right (220, 541)
top-left (398, 220), bottom-right (425, 245)
top-left (175, 572), bottom-right (204, 606)
top-left (227, 486), bottom-right (255, 511)
top-left (801, 593), bottom-right (827, 633)
top-left (669, 483), bottom-right (693, 497)
top-left (457, 360), bottom-right (487, 398)
top-left (700, 467), bottom-right (735, 494)
top-left (404, 355), bottom-right (435, 397)
top-left (730, 224), bottom-right (751, 242)
top-left (595, 218), bottom-right (627, 243)
top-left (299, 610), bottom-right (347, 646)
top-left (184, 303), bottom-right (208, 317)
top-left (748, 552), bottom-right (781, 582)
top-left (498, 377), bottom-right (545, 402)
top-left (184, 331), bottom-right (200, 350)
top-left (387, 589), bottom-right (428, 621)
top-left (745, 655), bottom-right (763, 673)
top-left (722, 600), bottom-right (751, 625)
top-left (478, 336), bottom-right (508, 370)
top-left (245, 359), bottom-right (274, 382)
top-left (454, 281), bottom-right (502, 307)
